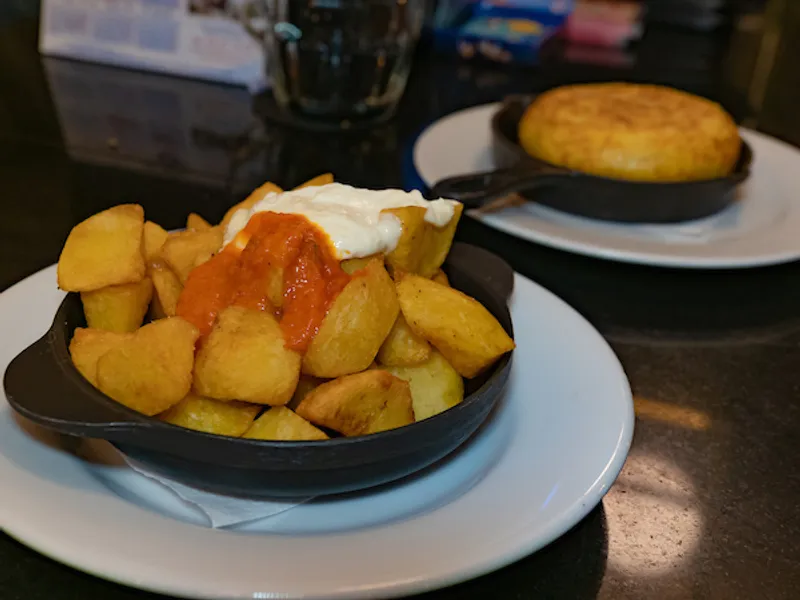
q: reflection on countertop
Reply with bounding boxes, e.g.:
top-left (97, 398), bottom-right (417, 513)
top-left (43, 58), bottom-right (261, 192)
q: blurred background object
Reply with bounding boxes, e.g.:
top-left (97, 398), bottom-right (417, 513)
top-left (563, 1), bottom-right (644, 48)
top-left (1, 0), bottom-right (792, 191)
top-left (38, 0), bottom-right (266, 90)
top-left (644, 0), bottom-right (729, 31)
top-left (429, 0), bottom-right (574, 64)
top-left (723, 0), bottom-right (799, 147)
top-left (251, 0), bottom-right (428, 129)
top-left (427, 1), bottom-right (769, 66)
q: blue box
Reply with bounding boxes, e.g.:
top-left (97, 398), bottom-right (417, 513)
top-left (429, 0), bottom-right (574, 64)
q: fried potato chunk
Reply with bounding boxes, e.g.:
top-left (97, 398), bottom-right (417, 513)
top-left (302, 259), bottom-right (399, 378)
top-left (69, 328), bottom-right (132, 387)
top-left (418, 203), bottom-right (463, 278)
top-left (96, 318), bottom-right (199, 416)
top-left (80, 278), bottom-right (153, 333)
top-left (149, 261), bottom-right (183, 318)
top-left (287, 375), bottom-right (325, 410)
top-left (384, 351), bottom-right (464, 421)
top-left (160, 393), bottom-right (259, 437)
top-left (161, 227), bottom-right (223, 283)
top-left (194, 306), bottom-right (301, 406)
top-left (243, 407), bottom-right (328, 441)
top-left (377, 314), bottom-right (431, 367)
top-left (396, 275), bottom-right (514, 378)
top-left (57, 204), bottom-right (145, 291)
top-left (431, 269), bottom-right (450, 287)
top-left (340, 254), bottom-right (383, 275)
top-left (295, 173), bottom-right (334, 189)
top-left (263, 264), bottom-right (285, 308)
top-left (383, 204), bottom-right (463, 277)
top-left (142, 221), bottom-right (169, 262)
top-left (296, 370), bottom-right (413, 436)
top-left (384, 206), bottom-right (427, 275)
top-left (220, 181), bottom-right (282, 231)
top-left (186, 213), bottom-right (212, 231)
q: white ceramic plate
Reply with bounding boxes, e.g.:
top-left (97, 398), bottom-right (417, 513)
top-left (412, 103), bottom-right (800, 269)
top-left (0, 266), bottom-right (633, 599)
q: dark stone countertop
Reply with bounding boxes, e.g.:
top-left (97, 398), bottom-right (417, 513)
top-left (1, 3), bottom-right (799, 599)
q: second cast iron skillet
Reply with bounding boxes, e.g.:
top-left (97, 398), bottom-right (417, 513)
top-left (429, 95), bottom-right (753, 223)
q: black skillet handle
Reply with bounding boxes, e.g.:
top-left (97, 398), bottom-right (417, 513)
top-left (429, 163), bottom-right (570, 208)
top-left (3, 330), bottom-right (152, 438)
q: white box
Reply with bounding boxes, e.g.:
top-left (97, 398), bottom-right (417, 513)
top-left (39, 0), bottom-right (268, 92)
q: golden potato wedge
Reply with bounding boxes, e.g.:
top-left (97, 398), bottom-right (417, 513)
top-left (377, 314), bottom-right (431, 367)
top-left (340, 254), bottom-right (383, 275)
top-left (385, 351), bottom-right (464, 421)
top-left (186, 213), bottom-right (212, 231)
top-left (149, 261), bottom-right (183, 318)
top-left (194, 306), bottom-right (301, 406)
top-left (383, 204), bottom-right (462, 277)
top-left (57, 204), bottom-right (145, 292)
top-left (69, 328), bottom-right (132, 387)
top-left (367, 387), bottom-right (417, 433)
top-left (431, 269), bottom-right (450, 287)
top-left (220, 181), bottom-right (282, 231)
top-left (142, 221), bottom-right (169, 262)
top-left (296, 173), bottom-right (334, 189)
top-left (296, 370), bottom-right (413, 436)
top-left (302, 259), bottom-right (399, 378)
top-left (243, 407), bottom-right (328, 441)
top-left (383, 206), bottom-right (427, 275)
top-left (417, 203), bottom-right (463, 277)
top-left (96, 317), bottom-right (199, 416)
top-left (287, 375), bottom-right (325, 410)
top-left (264, 264), bottom-right (284, 308)
top-left (161, 227), bottom-right (223, 283)
top-left (396, 274), bottom-right (514, 378)
top-left (160, 393), bottom-right (260, 437)
top-left (80, 278), bottom-right (153, 333)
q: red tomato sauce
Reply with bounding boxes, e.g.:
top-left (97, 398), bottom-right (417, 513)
top-left (176, 212), bottom-right (350, 352)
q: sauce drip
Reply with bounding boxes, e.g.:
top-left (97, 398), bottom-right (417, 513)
top-left (176, 212), bottom-right (350, 352)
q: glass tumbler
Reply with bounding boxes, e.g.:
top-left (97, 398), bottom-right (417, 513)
top-left (251, 0), bottom-right (427, 128)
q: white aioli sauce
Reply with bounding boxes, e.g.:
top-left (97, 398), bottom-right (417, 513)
top-left (223, 183), bottom-right (460, 259)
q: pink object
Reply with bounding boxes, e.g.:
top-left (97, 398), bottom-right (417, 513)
top-left (563, 0), bottom-right (643, 47)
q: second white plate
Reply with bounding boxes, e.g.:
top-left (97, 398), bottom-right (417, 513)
top-left (412, 103), bottom-right (800, 269)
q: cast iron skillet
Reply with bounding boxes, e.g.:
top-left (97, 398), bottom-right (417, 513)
top-left (429, 95), bottom-right (753, 223)
top-left (3, 243), bottom-right (514, 498)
